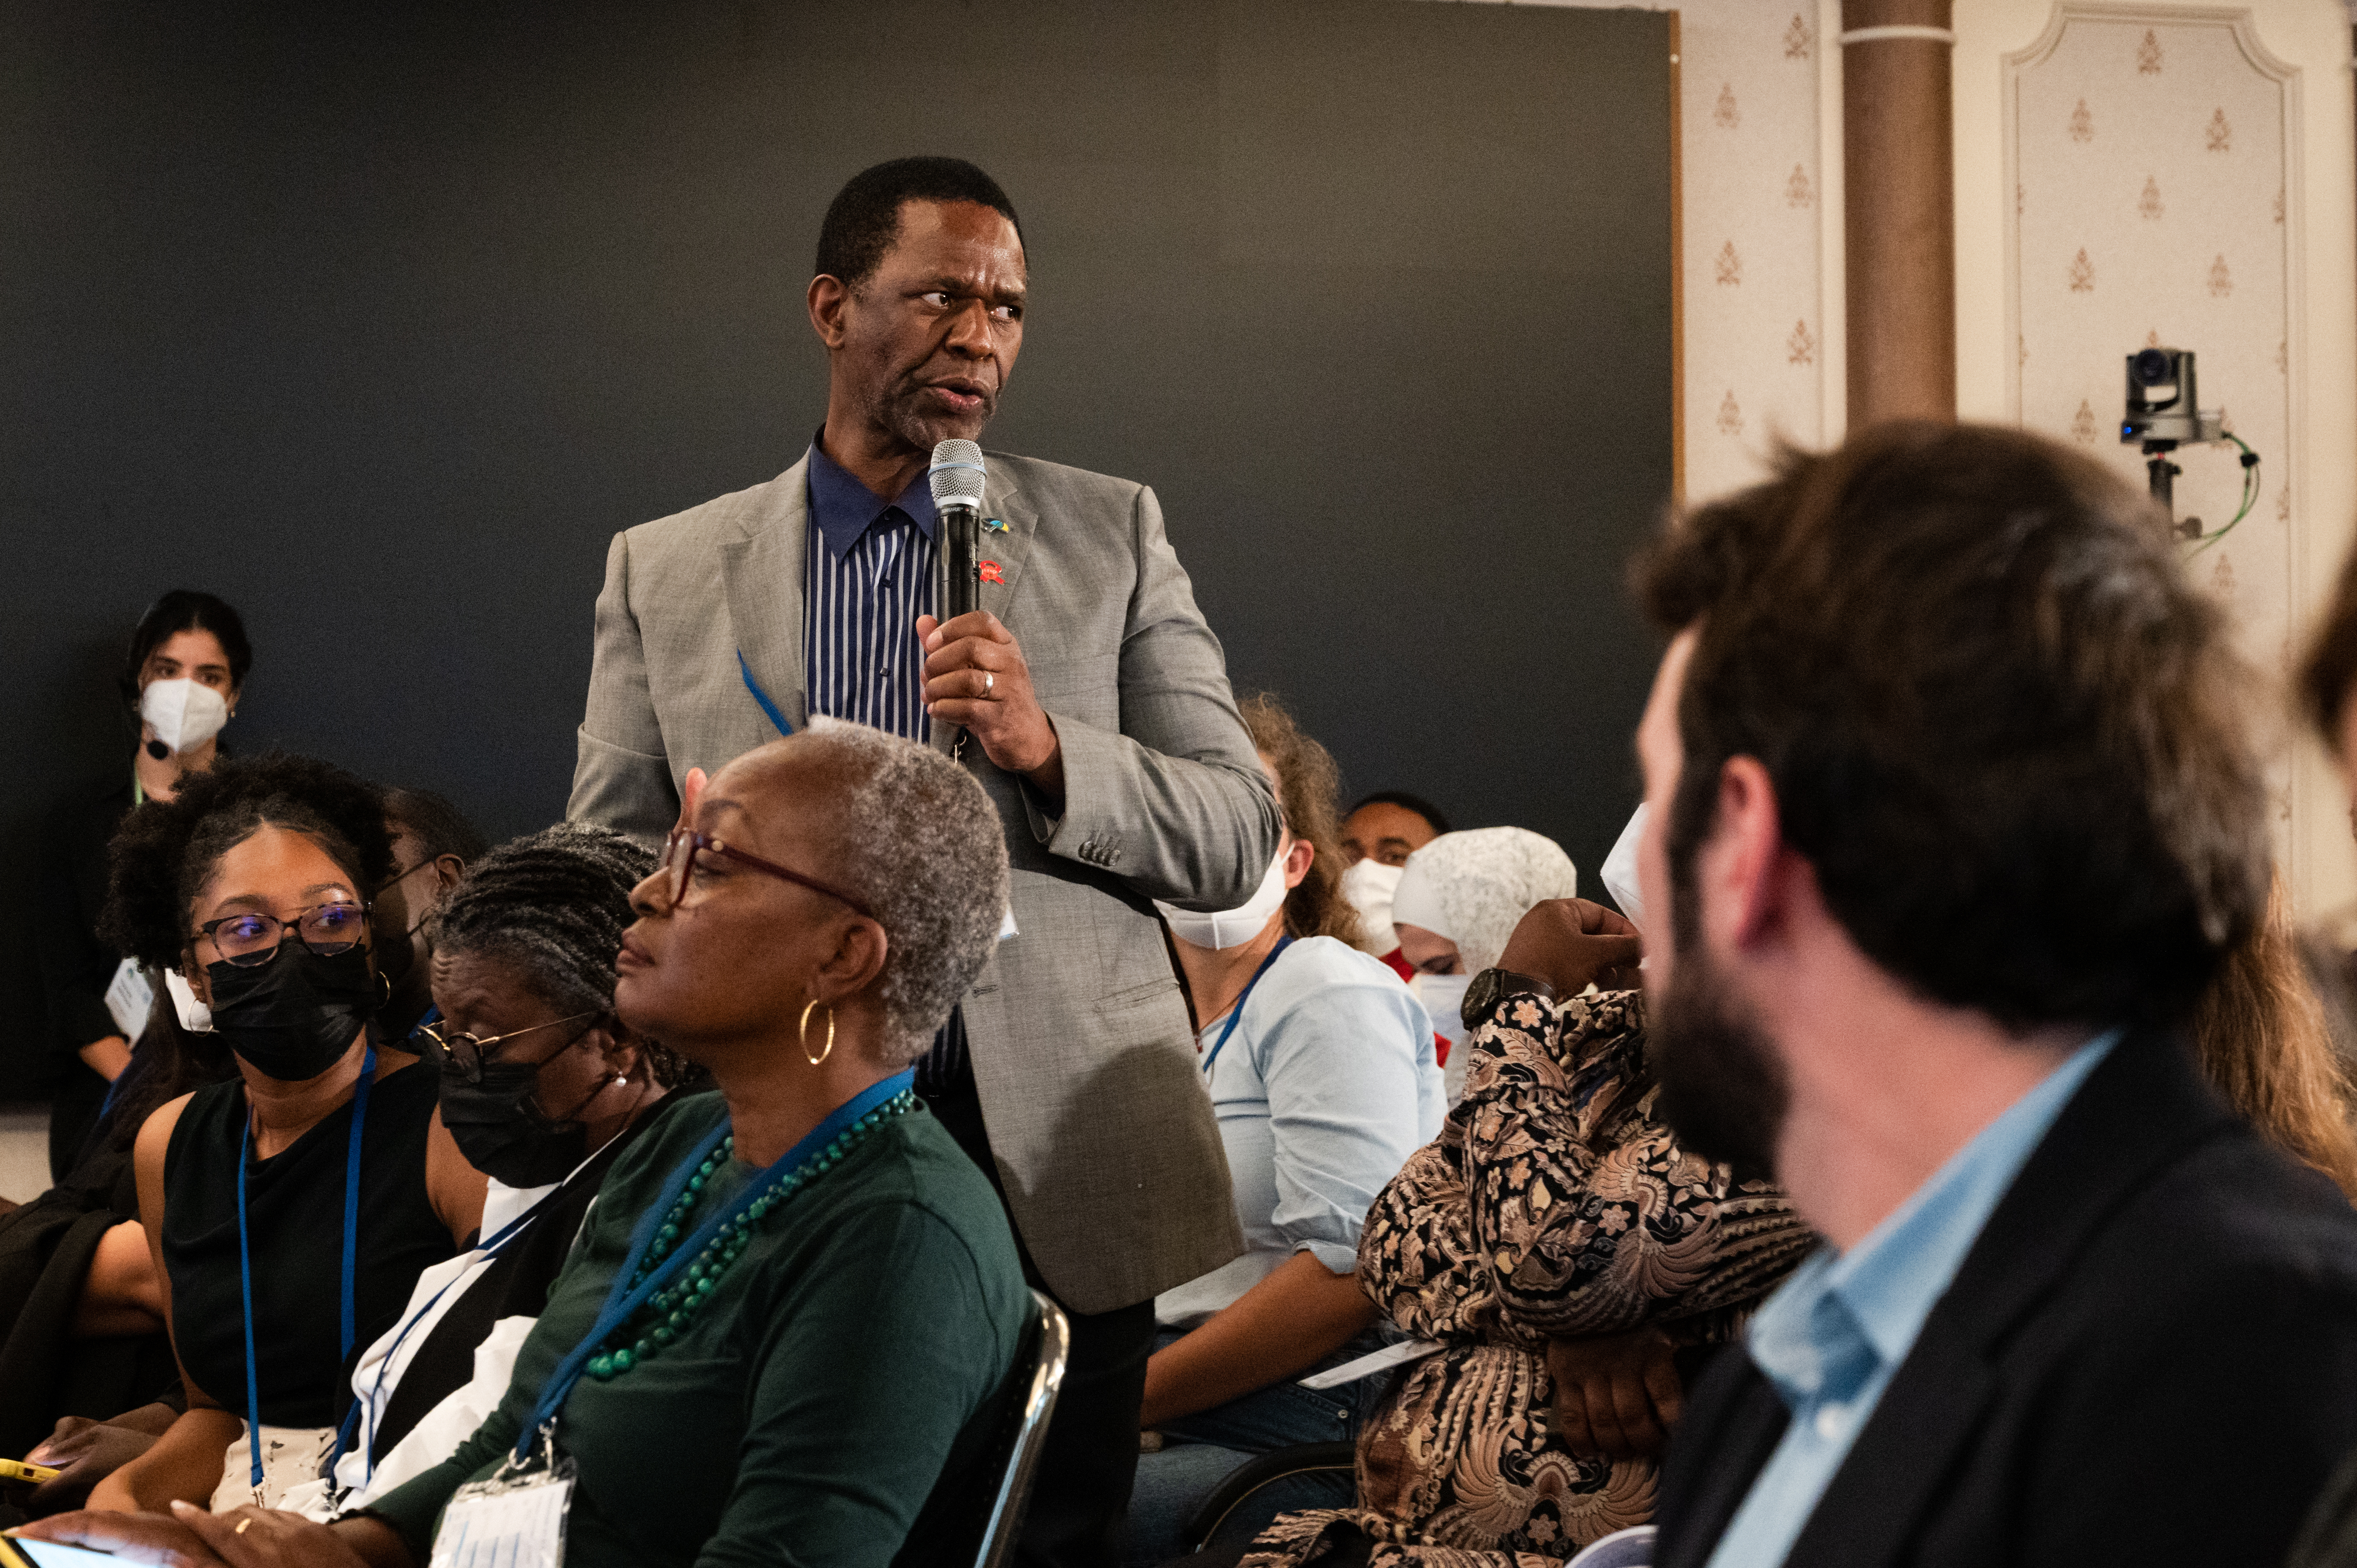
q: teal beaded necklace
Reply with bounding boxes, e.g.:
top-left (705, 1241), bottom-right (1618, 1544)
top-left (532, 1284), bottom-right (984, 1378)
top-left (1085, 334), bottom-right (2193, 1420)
top-left (584, 1086), bottom-right (919, 1381)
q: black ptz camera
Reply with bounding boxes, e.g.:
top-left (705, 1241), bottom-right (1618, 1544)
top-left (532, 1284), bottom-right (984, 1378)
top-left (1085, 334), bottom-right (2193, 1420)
top-left (2116, 345), bottom-right (2258, 544)
top-left (2121, 347), bottom-right (2222, 447)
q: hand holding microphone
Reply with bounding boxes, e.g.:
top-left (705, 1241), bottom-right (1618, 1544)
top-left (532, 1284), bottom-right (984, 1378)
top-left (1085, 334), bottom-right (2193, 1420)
top-left (922, 441), bottom-right (1065, 801)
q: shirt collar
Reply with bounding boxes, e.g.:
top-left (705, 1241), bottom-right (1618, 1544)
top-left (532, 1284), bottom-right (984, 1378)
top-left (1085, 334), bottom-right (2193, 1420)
top-left (1746, 1028), bottom-right (2122, 1408)
top-left (805, 434), bottom-right (940, 557)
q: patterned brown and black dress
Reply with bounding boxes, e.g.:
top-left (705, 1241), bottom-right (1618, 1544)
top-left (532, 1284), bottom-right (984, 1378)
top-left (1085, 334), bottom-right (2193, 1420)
top-left (1240, 988), bottom-right (1811, 1568)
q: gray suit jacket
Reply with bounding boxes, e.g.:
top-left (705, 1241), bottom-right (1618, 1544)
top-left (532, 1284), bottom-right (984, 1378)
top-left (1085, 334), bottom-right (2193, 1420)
top-left (567, 449), bottom-right (1277, 1313)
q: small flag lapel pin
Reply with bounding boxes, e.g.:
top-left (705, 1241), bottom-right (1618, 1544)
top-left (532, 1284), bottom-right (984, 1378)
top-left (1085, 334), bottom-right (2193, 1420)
top-left (983, 516), bottom-right (1010, 534)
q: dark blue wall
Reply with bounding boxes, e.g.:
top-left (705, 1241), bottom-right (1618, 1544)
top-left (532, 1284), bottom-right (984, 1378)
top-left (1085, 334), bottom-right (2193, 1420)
top-left (0, 0), bottom-right (1673, 1092)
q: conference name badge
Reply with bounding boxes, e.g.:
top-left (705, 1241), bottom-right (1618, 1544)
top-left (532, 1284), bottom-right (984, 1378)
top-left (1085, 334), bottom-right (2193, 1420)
top-left (428, 1425), bottom-right (575, 1568)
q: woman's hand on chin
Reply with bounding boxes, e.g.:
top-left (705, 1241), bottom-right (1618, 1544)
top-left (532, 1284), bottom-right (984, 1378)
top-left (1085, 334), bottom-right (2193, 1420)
top-left (10, 1501), bottom-right (388, 1567)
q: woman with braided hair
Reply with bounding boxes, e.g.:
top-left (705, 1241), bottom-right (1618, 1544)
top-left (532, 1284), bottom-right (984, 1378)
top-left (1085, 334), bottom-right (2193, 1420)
top-left (277, 821), bottom-right (691, 1520)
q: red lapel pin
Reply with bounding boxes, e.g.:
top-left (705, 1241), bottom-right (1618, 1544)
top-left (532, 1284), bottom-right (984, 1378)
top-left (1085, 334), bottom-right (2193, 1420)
top-left (978, 560), bottom-right (1006, 585)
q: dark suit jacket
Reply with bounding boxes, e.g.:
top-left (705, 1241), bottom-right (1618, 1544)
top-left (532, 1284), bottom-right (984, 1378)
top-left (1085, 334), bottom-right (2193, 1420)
top-left (1657, 1031), bottom-right (2357, 1568)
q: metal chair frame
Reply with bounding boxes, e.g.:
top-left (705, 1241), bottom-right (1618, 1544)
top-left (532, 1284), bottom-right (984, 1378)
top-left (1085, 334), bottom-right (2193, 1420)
top-left (973, 1288), bottom-right (1072, 1568)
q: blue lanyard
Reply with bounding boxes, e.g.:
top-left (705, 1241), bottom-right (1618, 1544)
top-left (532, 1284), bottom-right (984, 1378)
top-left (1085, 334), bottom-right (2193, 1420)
top-left (1201, 936), bottom-right (1291, 1079)
top-left (737, 650), bottom-right (795, 738)
top-left (517, 1067), bottom-right (915, 1464)
top-left (326, 1183), bottom-right (558, 1486)
top-left (235, 1043), bottom-right (374, 1489)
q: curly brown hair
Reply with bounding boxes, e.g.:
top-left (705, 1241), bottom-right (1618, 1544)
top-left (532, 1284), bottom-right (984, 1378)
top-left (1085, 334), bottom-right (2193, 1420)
top-left (1237, 694), bottom-right (1361, 945)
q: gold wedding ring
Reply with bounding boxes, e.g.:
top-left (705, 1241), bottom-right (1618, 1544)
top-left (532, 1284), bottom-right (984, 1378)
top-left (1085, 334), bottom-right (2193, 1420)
top-left (236, 1518), bottom-right (253, 1535)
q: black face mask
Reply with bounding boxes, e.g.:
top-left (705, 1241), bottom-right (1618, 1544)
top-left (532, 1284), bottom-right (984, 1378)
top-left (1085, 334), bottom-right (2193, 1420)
top-left (438, 1056), bottom-right (611, 1190)
top-left (205, 945), bottom-right (383, 1082)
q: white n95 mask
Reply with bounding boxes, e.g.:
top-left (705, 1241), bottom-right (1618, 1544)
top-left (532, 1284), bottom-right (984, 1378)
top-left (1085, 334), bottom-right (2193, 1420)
top-left (1338, 859), bottom-right (1404, 955)
top-left (165, 968), bottom-right (214, 1033)
top-left (1410, 971), bottom-right (1473, 1047)
top-left (1157, 849), bottom-right (1290, 951)
top-left (1601, 804), bottom-right (1647, 934)
top-left (140, 678), bottom-right (230, 756)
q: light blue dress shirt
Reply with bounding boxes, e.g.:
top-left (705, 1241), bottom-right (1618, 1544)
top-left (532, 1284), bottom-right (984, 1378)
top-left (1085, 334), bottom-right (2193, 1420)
top-left (1155, 936), bottom-right (1445, 1328)
top-left (1701, 1029), bottom-right (2121, 1568)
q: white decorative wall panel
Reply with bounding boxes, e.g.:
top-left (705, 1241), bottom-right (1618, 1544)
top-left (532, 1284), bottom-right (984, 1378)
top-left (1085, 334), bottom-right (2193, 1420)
top-left (2006, 6), bottom-right (2302, 696)
top-left (1677, 4), bottom-right (1829, 503)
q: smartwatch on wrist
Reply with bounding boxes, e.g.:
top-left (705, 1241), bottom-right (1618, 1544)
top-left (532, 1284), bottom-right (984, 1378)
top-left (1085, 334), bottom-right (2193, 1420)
top-left (1460, 967), bottom-right (1560, 1029)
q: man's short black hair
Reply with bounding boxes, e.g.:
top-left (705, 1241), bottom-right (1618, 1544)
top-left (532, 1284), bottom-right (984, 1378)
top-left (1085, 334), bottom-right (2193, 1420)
top-left (384, 786), bottom-right (489, 867)
top-left (815, 156), bottom-right (1023, 292)
top-left (1348, 791), bottom-right (1451, 837)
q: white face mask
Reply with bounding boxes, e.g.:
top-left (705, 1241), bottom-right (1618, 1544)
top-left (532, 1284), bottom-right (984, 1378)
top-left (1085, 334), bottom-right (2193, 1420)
top-left (1601, 804), bottom-right (1647, 934)
top-left (165, 968), bottom-right (214, 1033)
top-left (1338, 859), bottom-right (1405, 955)
top-left (140, 678), bottom-right (230, 756)
top-left (1410, 971), bottom-right (1474, 1051)
top-left (1158, 848), bottom-right (1291, 951)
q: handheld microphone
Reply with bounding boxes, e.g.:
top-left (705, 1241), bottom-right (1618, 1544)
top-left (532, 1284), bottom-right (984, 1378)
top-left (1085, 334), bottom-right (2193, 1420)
top-left (929, 439), bottom-right (986, 621)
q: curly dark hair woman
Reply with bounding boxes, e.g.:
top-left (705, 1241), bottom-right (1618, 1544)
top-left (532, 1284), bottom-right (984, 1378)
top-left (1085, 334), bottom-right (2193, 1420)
top-left (286, 822), bottom-right (703, 1514)
top-left (99, 752), bottom-right (393, 972)
top-left (83, 752), bottom-right (484, 1514)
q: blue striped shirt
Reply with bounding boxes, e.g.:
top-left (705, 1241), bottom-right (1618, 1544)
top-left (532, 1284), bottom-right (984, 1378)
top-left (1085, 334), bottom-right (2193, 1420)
top-left (803, 439), bottom-right (938, 743)
top-left (801, 440), bottom-right (972, 1095)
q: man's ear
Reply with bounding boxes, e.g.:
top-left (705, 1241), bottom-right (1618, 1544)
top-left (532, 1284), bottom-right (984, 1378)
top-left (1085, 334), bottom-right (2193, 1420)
top-left (808, 275), bottom-right (851, 350)
top-left (1706, 755), bottom-right (1789, 952)
top-left (431, 854), bottom-right (466, 896)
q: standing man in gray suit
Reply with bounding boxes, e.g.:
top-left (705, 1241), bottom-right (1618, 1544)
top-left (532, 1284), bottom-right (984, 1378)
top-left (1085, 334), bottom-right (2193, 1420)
top-left (567, 157), bottom-right (1279, 1567)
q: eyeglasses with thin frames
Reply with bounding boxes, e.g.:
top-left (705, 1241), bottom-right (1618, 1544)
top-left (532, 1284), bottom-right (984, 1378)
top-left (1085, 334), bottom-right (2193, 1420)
top-left (417, 1012), bottom-right (600, 1085)
top-left (658, 828), bottom-right (875, 919)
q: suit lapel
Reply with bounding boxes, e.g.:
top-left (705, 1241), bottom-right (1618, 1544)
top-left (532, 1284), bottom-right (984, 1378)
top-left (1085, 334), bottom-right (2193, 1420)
top-left (721, 456), bottom-right (810, 739)
top-left (1781, 1032), bottom-right (2235, 1566)
top-left (1660, 1360), bottom-right (1795, 1568)
top-left (977, 463), bottom-right (1039, 623)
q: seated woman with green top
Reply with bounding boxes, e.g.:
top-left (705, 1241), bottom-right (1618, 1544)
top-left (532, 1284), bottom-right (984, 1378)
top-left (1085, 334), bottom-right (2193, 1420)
top-left (23, 723), bottom-right (1034, 1568)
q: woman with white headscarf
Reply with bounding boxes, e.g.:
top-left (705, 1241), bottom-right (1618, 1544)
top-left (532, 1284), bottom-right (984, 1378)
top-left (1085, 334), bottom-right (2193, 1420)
top-left (1388, 827), bottom-right (1580, 1103)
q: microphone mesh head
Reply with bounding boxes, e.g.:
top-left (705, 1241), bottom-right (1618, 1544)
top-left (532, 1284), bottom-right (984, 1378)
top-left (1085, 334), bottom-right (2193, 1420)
top-left (928, 439), bottom-right (986, 509)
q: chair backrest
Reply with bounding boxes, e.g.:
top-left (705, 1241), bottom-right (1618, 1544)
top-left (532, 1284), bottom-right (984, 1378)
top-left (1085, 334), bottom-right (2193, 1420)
top-left (1564, 1524), bottom-right (1655, 1568)
top-left (973, 1288), bottom-right (1071, 1568)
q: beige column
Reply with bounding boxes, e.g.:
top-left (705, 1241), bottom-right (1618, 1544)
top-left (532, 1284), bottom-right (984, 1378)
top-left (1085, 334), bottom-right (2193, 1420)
top-left (1842, 0), bottom-right (1957, 425)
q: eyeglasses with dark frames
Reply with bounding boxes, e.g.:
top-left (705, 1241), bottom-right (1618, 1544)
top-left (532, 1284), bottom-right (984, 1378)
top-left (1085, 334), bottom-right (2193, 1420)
top-left (658, 828), bottom-right (875, 918)
top-left (417, 1012), bottom-right (601, 1085)
top-left (190, 901), bottom-right (373, 968)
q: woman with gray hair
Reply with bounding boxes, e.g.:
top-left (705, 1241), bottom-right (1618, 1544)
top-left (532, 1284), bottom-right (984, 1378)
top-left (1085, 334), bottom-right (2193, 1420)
top-left (23, 727), bottom-right (1035, 1568)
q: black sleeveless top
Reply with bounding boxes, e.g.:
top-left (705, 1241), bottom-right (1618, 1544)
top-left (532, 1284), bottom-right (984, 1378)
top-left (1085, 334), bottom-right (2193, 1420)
top-left (163, 1061), bottom-right (456, 1429)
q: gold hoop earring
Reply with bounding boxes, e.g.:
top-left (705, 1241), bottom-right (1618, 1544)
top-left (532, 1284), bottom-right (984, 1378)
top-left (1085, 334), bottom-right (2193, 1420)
top-left (799, 999), bottom-right (835, 1067)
